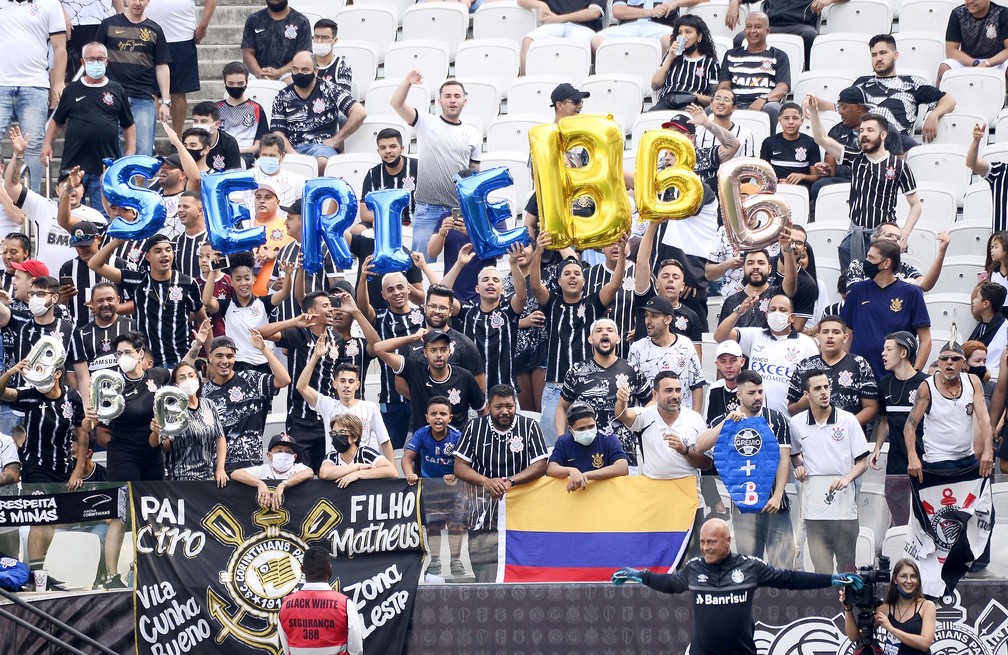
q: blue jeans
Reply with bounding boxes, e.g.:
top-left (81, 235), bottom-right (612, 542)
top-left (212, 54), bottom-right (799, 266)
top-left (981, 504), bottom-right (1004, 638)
top-left (381, 401), bottom-right (412, 451)
top-left (412, 202), bottom-right (451, 261)
top-left (539, 381), bottom-right (562, 447)
top-left (0, 86), bottom-right (49, 192)
top-left (294, 142), bottom-right (339, 159)
top-left (0, 404), bottom-right (20, 436)
top-left (129, 96), bottom-right (156, 157)
top-left (733, 508), bottom-right (796, 569)
top-left (82, 173), bottom-right (106, 216)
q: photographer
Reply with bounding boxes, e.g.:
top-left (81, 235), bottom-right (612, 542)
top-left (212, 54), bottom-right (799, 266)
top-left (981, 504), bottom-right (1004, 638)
top-left (839, 558), bottom-right (935, 655)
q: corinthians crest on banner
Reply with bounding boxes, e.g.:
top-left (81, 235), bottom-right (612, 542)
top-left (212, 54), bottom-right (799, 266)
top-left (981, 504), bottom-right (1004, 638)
top-left (130, 480), bottom-right (423, 655)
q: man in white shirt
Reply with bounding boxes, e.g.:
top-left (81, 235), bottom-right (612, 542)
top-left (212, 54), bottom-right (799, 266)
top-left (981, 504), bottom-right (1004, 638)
top-left (627, 296), bottom-right (706, 412)
top-left (790, 369), bottom-right (869, 574)
top-left (230, 433), bottom-right (314, 510)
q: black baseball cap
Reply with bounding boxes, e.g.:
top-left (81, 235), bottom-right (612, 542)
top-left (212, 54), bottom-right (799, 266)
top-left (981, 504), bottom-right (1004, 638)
top-left (837, 87), bottom-right (868, 105)
top-left (281, 198), bottom-right (302, 215)
top-left (331, 279), bottom-right (355, 297)
top-left (268, 432), bottom-right (298, 451)
top-left (661, 115), bottom-right (696, 135)
top-left (551, 83), bottom-right (590, 107)
top-left (566, 401), bottom-right (596, 423)
top-left (209, 336), bottom-right (237, 353)
top-left (69, 221), bottom-right (103, 246)
top-left (143, 233), bottom-right (171, 252)
top-left (422, 329), bottom-right (452, 346)
top-left (643, 296), bottom-right (675, 315)
top-left (159, 153), bottom-right (183, 170)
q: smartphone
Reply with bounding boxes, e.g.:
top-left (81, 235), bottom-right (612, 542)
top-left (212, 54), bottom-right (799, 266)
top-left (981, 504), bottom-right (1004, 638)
top-left (60, 276), bottom-right (74, 288)
top-left (211, 255), bottom-right (230, 272)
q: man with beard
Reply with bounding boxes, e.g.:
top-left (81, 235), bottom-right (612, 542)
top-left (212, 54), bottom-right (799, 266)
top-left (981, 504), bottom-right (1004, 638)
top-left (556, 319), bottom-right (652, 467)
top-left (358, 128), bottom-right (419, 227)
top-left (402, 284), bottom-right (486, 392)
top-left (787, 316), bottom-right (878, 429)
top-left (58, 221), bottom-right (126, 330)
top-left (717, 238), bottom-right (815, 332)
top-left (454, 384), bottom-right (547, 582)
top-left (272, 198), bottom-right (338, 322)
top-left (374, 329), bottom-right (486, 433)
top-left (70, 282), bottom-right (137, 397)
top-left (633, 232), bottom-right (705, 357)
top-left (807, 102), bottom-right (923, 271)
top-left (695, 88), bottom-right (755, 157)
top-left (627, 297), bottom-right (706, 412)
top-left (808, 87), bottom-right (867, 201)
top-left (241, 0), bottom-right (311, 81)
top-left (89, 233), bottom-right (206, 368)
top-left (270, 51), bottom-right (366, 174)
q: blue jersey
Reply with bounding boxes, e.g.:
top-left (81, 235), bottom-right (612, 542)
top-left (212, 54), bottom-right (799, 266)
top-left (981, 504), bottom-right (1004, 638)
top-left (548, 431), bottom-right (628, 473)
top-left (840, 279), bottom-right (930, 380)
top-left (405, 425), bottom-right (462, 478)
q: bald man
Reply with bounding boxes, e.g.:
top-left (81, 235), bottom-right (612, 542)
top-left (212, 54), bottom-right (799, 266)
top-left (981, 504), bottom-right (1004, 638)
top-left (613, 519), bottom-right (863, 655)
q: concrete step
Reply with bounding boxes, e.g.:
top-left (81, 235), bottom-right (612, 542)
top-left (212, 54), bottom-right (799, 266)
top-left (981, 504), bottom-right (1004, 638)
top-left (206, 6), bottom-right (262, 23)
top-left (200, 23), bottom-right (251, 45)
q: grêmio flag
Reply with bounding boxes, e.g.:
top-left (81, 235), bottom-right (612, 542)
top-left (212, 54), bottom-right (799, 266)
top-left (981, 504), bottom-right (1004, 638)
top-left (130, 480), bottom-right (423, 655)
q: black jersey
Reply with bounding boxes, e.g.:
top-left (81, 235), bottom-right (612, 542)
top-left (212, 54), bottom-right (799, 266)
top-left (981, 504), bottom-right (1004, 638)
top-left (455, 300), bottom-right (521, 389)
top-left (119, 269), bottom-right (202, 367)
top-left (877, 371), bottom-right (928, 475)
top-left (70, 316), bottom-right (138, 372)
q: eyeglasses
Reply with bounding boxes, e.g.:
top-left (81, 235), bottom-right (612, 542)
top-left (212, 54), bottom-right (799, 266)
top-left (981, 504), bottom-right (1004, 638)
top-left (116, 348), bottom-right (139, 358)
top-left (791, 240), bottom-right (807, 248)
top-left (332, 431), bottom-right (351, 439)
top-left (938, 355), bottom-right (965, 362)
top-left (84, 57), bottom-right (108, 64)
top-left (312, 35), bottom-right (335, 43)
top-left (27, 290), bottom-right (55, 298)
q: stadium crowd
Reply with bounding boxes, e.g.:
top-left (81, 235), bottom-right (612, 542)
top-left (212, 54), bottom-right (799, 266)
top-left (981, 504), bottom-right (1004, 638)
top-left (0, 0), bottom-right (1006, 602)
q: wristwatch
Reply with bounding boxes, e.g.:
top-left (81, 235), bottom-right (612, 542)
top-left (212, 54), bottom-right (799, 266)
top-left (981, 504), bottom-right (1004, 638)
top-left (506, 477), bottom-right (515, 486)
top-left (161, 97), bottom-right (172, 106)
top-left (973, 59), bottom-right (982, 67)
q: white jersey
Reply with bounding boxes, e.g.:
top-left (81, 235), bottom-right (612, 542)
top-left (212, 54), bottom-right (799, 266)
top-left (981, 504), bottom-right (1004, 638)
top-left (412, 112), bottom-right (481, 207)
top-left (628, 405), bottom-right (709, 506)
top-left (0, 0), bottom-right (66, 88)
top-left (145, 0), bottom-right (197, 42)
top-left (313, 395), bottom-right (391, 455)
top-left (21, 190), bottom-right (106, 279)
top-left (736, 328), bottom-right (820, 415)
top-left (922, 373), bottom-right (977, 463)
top-left (627, 335), bottom-right (706, 409)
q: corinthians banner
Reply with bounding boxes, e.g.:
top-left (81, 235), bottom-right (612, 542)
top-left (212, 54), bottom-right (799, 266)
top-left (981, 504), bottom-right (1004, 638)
top-left (130, 480), bottom-right (423, 655)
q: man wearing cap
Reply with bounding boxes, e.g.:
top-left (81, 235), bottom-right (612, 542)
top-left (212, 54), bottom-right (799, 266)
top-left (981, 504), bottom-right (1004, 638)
top-left (4, 134), bottom-right (107, 280)
top-left (402, 284), bottom-right (487, 391)
top-left (151, 133), bottom-right (204, 243)
top-left (59, 221), bottom-right (127, 329)
top-left (374, 329), bottom-right (487, 434)
top-left (628, 296), bottom-right (706, 412)
top-left (251, 180), bottom-right (294, 297)
top-left (392, 73), bottom-right (481, 257)
top-left (547, 401), bottom-right (629, 490)
top-left (89, 233), bottom-right (207, 368)
top-left (42, 42), bottom-right (135, 214)
top-left (517, 0), bottom-right (606, 74)
top-left (197, 334), bottom-right (291, 473)
top-left (718, 12), bottom-right (791, 130)
top-left (660, 105), bottom-right (740, 188)
top-left (231, 433), bottom-right (314, 510)
top-left (807, 87), bottom-right (868, 202)
top-left (271, 198), bottom-right (339, 323)
top-left (557, 319), bottom-right (652, 467)
top-left (271, 50), bottom-right (367, 175)
top-left (70, 282), bottom-right (137, 399)
top-left (872, 331), bottom-right (927, 526)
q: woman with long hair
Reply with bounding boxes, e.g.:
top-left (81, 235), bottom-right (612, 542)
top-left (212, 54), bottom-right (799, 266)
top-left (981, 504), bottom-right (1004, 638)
top-left (650, 14), bottom-right (720, 111)
top-left (982, 231), bottom-right (1008, 292)
top-left (839, 558), bottom-right (935, 654)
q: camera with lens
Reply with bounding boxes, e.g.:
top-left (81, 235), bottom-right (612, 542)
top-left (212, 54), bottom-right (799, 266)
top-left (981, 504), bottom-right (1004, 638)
top-left (848, 555), bottom-right (891, 655)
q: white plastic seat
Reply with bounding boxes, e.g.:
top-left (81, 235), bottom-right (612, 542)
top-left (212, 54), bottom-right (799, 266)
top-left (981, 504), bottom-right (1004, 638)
top-left (993, 107), bottom-right (1008, 142)
top-left (506, 76), bottom-right (567, 121)
top-left (932, 111), bottom-right (986, 148)
top-left (855, 528), bottom-right (876, 568)
top-left (351, 0), bottom-right (414, 24)
top-left (594, 38), bottom-right (662, 95)
top-left (925, 291), bottom-right (977, 335)
top-left (896, 185), bottom-right (958, 232)
top-left (581, 74), bottom-right (644, 136)
top-left (825, 0), bottom-right (893, 34)
top-left (817, 261), bottom-right (842, 299)
top-left (383, 41), bottom-right (451, 96)
top-left (455, 39), bottom-right (521, 95)
top-left (930, 257), bottom-right (987, 294)
top-left (732, 110), bottom-right (771, 148)
top-left (939, 68), bottom-right (1007, 124)
top-left (481, 151), bottom-right (533, 212)
top-left (472, 1), bottom-right (538, 43)
top-left (246, 79), bottom-right (286, 124)
top-left (804, 224), bottom-right (850, 258)
top-left (893, 32), bottom-right (945, 85)
top-left (290, 0), bottom-right (347, 17)
top-left (903, 226), bottom-right (937, 270)
top-left (792, 70), bottom-right (856, 103)
top-left (333, 6), bottom-right (398, 63)
top-left (525, 38), bottom-right (592, 84)
top-left (343, 117), bottom-right (412, 155)
top-left (324, 153), bottom-right (382, 196)
top-left (812, 184), bottom-right (851, 225)
top-left (364, 79), bottom-right (430, 117)
top-left (946, 219), bottom-right (992, 259)
top-left (454, 79), bottom-right (502, 137)
top-left (858, 484), bottom-right (892, 554)
top-left (280, 153), bottom-right (320, 178)
top-left (906, 145), bottom-right (970, 206)
top-left (44, 531), bottom-right (101, 589)
top-left (486, 114), bottom-right (542, 152)
top-left (982, 142), bottom-right (1008, 161)
top-left (897, 0), bottom-right (958, 32)
top-left (336, 41), bottom-right (379, 97)
top-left (809, 34), bottom-right (871, 74)
top-left (776, 184), bottom-right (810, 225)
top-left (630, 110), bottom-right (681, 150)
top-left (767, 34), bottom-right (805, 75)
top-left (962, 182), bottom-right (993, 222)
top-left (402, 3), bottom-right (469, 61)
top-left (800, 111), bottom-right (840, 147)
top-left (685, 1), bottom-right (745, 40)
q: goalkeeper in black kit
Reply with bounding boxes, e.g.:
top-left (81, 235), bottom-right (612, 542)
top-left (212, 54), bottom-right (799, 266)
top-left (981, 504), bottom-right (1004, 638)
top-left (612, 518), bottom-right (864, 655)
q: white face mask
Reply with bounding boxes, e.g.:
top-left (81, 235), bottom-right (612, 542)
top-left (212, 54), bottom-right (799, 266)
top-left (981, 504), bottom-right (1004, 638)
top-left (28, 296), bottom-right (50, 317)
top-left (572, 428), bottom-right (597, 446)
top-left (118, 355), bottom-right (138, 374)
top-left (312, 42), bottom-right (333, 58)
top-left (766, 311), bottom-right (791, 333)
top-left (271, 452), bottom-right (295, 473)
top-left (178, 378), bottom-right (200, 397)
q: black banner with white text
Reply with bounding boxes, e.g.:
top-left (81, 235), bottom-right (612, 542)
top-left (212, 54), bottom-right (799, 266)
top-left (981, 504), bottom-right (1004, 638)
top-left (130, 480), bottom-right (423, 655)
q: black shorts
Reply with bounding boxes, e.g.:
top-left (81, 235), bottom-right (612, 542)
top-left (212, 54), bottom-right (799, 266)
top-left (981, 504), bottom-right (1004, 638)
top-left (167, 39), bottom-right (201, 94)
top-left (20, 460), bottom-right (71, 484)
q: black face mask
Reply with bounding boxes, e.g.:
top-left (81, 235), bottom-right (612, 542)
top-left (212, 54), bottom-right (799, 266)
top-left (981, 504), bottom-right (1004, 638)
top-left (861, 260), bottom-right (881, 279)
top-left (225, 85), bottom-right (245, 99)
top-left (186, 148), bottom-right (205, 162)
top-left (969, 365), bottom-right (987, 379)
top-left (291, 72), bottom-right (315, 90)
top-left (267, 0), bottom-right (288, 12)
top-left (385, 154), bottom-right (403, 169)
top-left (332, 432), bottom-right (351, 453)
top-left (683, 42), bottom-right (700, 55)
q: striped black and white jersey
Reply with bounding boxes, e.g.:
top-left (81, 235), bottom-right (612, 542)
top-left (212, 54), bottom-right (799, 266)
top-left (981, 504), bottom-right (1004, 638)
top-left (70, 315), bottom-right (138, 372)
top-left (718, 46), bottom-right (791, 108)
top-left (13, 385), bottom-right (84, 477)
top-left (696, 122), bottom-right (756, 158)
top-left (658, 53), bottom-right (720, 99)
top-left (173, 230), bottom-right (207, 282)
top-left (985, 162), bottom-right (1008, 233)
top-left (277, 326), bottom-right (341, 423)
top-left (374, 305), bottom-right (425, 404)
top-left (165, 400), bottom-right (223, 481)
top-left (455, 300), bottom-right (521, 389)
top-left (844, 147), bottom-right (917, 230)
top-left (17, 317), bottom-right (74, 365)
top-left (543, 292), bottom-right (608, 384)
top-left (59, 254), bottom-right (126, 329)
top-left (360, 156), bottom-right (419, 222)
top-left (272, 240), bottom-right (339, 323)
top-left (585, 262), bottom-right (637, 354)
top-left (454, 415), bottom-right (548, 530)
top-left (119, 269), bottom-right (203, 368)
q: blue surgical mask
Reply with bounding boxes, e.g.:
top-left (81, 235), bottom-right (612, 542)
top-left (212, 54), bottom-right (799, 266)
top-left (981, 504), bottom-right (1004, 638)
top-left (85, 61), bottom-right (106, 79)
top-left (257, 156), bottom-right (280, 175)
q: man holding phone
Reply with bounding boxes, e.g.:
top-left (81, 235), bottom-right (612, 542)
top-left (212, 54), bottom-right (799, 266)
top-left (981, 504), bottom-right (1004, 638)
top-left (426, 205), bottom-right (508, 303)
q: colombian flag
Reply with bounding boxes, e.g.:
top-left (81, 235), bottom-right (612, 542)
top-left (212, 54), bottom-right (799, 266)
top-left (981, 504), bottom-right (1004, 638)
top-left (497, 476), bottom-right (699, 582)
